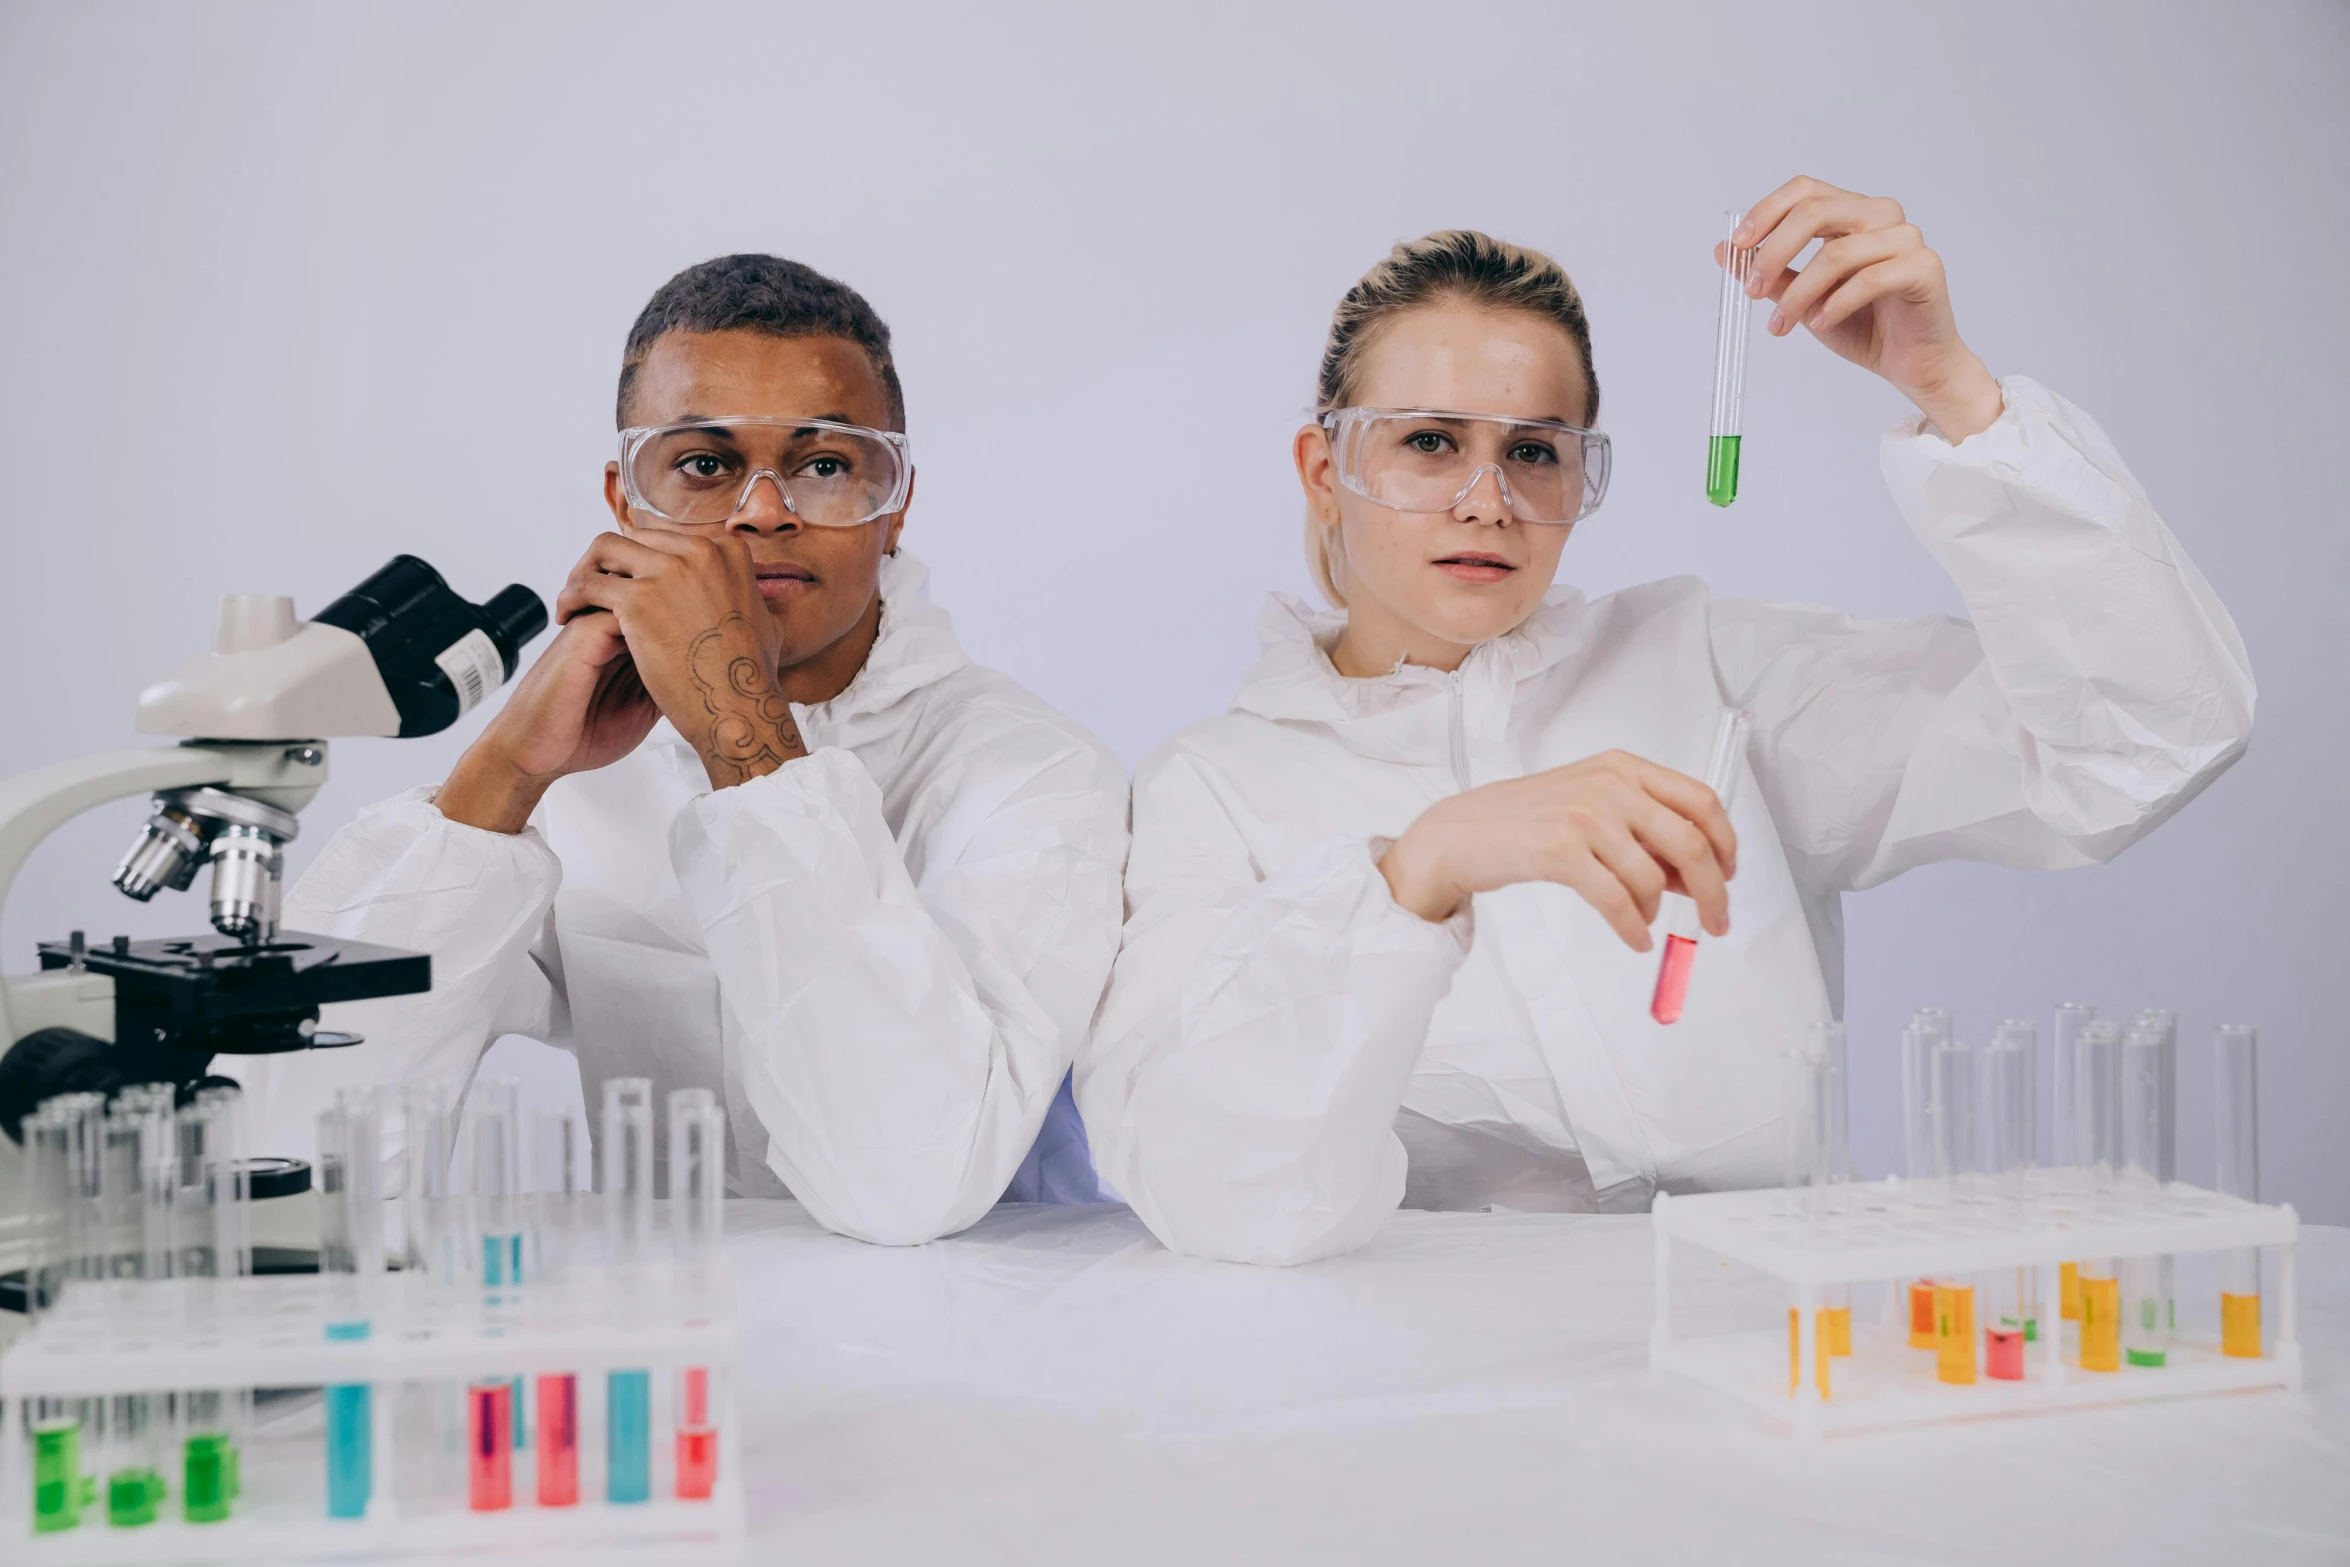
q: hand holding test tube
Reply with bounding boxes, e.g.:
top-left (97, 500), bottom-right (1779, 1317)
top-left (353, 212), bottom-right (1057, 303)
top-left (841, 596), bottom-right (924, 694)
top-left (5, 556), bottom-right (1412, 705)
top-left (1649, 707), bottom-right (1753, 1025)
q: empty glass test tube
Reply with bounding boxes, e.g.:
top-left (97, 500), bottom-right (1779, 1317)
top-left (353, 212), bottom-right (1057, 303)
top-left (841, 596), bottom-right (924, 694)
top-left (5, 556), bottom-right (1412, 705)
top-left (602, 1078), bottom-right (656, 1505)
top-left (1648, 707), bottom-right (1753, 1025)
top-left (2074, 1021), bottom-right (2124, 1371)
top-left (1707, 209), bottom-right (1757, 506)
top-left (2213, 1023), bottom-right (2261, 1357)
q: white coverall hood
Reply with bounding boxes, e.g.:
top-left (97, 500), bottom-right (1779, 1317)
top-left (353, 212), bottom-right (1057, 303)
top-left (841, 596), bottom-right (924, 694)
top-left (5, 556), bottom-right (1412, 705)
top-left (262, 548), bottom-right (1131, 1245)
top-left (1081, 378), bottom-right (2254, 1266)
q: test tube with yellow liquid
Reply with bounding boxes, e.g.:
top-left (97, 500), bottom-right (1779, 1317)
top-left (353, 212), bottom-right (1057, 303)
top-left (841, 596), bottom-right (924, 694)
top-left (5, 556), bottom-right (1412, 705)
top-left (2075, 1022), bottom-right (2124, 1372)
top-left (2214, 1024), bottom-right (2262, 1358)
top-left (2120, 1023), bottom-right (2171, 1368)
top-left (1779, 1029), bottom-right (1844, 1399)
top-left (2051, 1004), bottom-right (2095, 1323)
top-left (1927, 1034), bottom-right (1977, 1385)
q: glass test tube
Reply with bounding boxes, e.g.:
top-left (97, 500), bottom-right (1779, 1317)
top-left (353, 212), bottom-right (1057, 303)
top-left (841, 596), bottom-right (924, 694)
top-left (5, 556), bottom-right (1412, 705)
top-left (1648, 707), bottom-right (1753, 1025)
top-left (2213, 1023), bottom-right (2261, 1357)
top-left (2120, 1023), bottom-right (2169, 1369)
top-left (1982, 1026), bottom-right (2036, 1379)
top-left (531, 1104), bottom-right (586, 1508)
top-left (318, 1090), bottom-right (383, 1521)
top-left (1899, 1012), bottom-right (1946, 1348)
top-left (1818, 1021), bottom-right (1852, 1355)
top-left (602, 1078), bottom-right (655, 1505)
top-left (101, 1100), bottom-right (173, 1526)
top-left (180, 1088), bottom-right (247, 1524)
top-left (2136, 1008), bottom-right (2180, 1340)
top-left (2051, 1002), bottom-right (2095, 1322)
top-left (23, 1104), bottom-right (83, 1534)
top-left (1927, 1036), bottom-right (1977, 1385)
top-left (2074, 1021), bottom-right (2124, 1372)
top-left (1778, 1035), bottom-right (1835, 1397)
top-left (400, 1082), bottom-right (459, 1278)
top-left (1707, 209), bottom-right (1756, 507)
top-left (670, 1089), bottom-right (725, 1499)
top-left (464, 1080), bottom-right (523, 1511)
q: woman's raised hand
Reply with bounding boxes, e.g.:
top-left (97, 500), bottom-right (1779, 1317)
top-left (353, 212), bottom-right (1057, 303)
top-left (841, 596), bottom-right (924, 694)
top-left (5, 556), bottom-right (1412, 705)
top-left (1727, 175), bottom-right (2004, 441)
top-left (1377, 751), bottom-right (1738, 950)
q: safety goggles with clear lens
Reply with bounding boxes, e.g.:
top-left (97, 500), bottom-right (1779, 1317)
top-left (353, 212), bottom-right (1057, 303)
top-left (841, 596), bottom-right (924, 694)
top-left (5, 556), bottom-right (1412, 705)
top-left (618, 417), bottom-right (913, 529)
top-left (1320, 407), bottom-right (1611, 525)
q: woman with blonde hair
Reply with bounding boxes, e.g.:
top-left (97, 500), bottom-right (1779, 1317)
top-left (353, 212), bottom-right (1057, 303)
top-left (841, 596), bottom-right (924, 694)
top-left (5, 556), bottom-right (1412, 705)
top-left (1079, 176), bottom-right (2253, 1265)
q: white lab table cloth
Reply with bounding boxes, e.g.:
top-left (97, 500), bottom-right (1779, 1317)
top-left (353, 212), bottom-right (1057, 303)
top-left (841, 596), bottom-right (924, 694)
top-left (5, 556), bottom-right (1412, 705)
top-left (719, 1201), bottom-right (2347, 1564)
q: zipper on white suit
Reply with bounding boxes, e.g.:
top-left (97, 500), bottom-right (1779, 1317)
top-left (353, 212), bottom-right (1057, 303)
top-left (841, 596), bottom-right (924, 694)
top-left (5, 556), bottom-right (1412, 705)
top-left (1446, 669), bottom-right (1470, 791)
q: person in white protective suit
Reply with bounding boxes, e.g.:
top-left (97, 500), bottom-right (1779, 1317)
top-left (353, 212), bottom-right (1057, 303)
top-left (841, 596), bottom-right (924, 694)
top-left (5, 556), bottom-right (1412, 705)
top-left (261, 254), bottom-right (1129, 1244)
top-left (1079, 176), bottom-right (2255, 1266)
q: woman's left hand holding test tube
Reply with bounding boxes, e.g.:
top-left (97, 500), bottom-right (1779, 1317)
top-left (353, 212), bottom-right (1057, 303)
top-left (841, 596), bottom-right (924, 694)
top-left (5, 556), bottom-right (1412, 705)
top-left (1376, 752), bottom-right (1737, 950)
top-left (1725, 175), bottom-right (2004, 443)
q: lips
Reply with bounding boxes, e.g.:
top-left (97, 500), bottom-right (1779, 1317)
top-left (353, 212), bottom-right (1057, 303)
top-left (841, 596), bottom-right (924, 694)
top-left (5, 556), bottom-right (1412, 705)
top-left (1433, 552), bottom-right (1516, 583)
top-left (753, 562), bottom-right (815, 600)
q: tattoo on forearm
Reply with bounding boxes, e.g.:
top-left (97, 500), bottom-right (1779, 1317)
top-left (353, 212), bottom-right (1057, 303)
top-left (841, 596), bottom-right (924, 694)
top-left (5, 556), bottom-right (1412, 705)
top-left (686, 615), bottom-right (807, 782)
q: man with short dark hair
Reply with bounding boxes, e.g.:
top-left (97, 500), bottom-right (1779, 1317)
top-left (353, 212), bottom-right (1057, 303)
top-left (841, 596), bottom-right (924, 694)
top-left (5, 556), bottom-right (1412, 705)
top-left (264, 255), bottom-right (1128, 1244)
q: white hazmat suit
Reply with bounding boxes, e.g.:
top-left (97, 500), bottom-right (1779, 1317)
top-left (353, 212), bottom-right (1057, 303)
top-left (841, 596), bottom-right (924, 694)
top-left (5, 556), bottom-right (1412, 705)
top-left (262, 550), bottom-right (1130, 1245)
top-left (1080, 379), bottom-right (2254, 1266)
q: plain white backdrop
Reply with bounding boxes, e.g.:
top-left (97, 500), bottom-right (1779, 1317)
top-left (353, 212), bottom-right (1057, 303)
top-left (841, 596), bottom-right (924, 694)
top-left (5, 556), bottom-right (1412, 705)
top-left (1, 2), bottom-right (2342, 1218)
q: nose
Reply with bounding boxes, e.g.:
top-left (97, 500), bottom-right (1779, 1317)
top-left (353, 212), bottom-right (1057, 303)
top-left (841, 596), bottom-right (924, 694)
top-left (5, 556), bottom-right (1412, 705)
top-left (728, 470), bottom-right (802, 534)
top-left (1449, 464), bottom-right (1516, 527)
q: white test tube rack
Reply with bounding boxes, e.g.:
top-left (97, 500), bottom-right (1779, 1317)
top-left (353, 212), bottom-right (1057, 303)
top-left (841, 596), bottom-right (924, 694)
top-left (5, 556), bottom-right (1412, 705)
top-left (0, 1263), bottom-right (742, 1563)
top-left (1649, 1170), bottom-right (2299, 1438)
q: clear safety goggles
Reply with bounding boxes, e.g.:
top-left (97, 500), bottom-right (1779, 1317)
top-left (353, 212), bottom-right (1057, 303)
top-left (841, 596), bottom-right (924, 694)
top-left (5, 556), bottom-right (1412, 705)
top-left (618, 416), bottom-right (913, 529)
top-left (1320, 407), bottom-right (1611, 525)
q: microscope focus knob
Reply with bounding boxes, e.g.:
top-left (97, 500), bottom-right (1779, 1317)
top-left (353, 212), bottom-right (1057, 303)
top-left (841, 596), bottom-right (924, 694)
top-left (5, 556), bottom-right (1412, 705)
top-left (214, 594), bottom-right (300, 654)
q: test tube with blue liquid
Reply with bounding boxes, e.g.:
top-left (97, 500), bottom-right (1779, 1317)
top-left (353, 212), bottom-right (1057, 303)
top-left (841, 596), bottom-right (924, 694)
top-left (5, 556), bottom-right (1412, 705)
top-left (602, 1078), bottom-right (655, 1505)
top-left (317, 1089), bottom-right (384, 1520)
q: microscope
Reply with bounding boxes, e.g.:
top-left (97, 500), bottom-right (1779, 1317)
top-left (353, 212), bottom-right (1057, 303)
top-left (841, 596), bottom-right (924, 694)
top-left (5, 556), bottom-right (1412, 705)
top-left (0, 556), bottom-right (545, 1270)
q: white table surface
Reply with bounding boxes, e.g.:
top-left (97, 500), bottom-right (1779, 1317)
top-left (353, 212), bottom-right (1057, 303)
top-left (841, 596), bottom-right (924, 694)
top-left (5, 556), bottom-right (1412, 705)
top-left (723, 1200), bottom-right (2350, 1566)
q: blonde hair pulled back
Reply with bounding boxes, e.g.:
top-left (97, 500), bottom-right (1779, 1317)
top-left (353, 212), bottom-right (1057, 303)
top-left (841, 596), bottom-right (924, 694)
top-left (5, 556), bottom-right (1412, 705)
top-left (1306, 230), bottom-right (1600, 608)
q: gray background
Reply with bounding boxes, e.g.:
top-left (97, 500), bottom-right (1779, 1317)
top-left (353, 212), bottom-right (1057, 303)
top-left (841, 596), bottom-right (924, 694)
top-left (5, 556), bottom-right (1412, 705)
top-left (1, 2), bottom-right (2341, 1218)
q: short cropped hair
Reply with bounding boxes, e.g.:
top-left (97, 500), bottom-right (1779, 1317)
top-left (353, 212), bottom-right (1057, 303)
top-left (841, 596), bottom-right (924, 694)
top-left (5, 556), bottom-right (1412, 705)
top-left (616, 254), bottom-right (906, 430)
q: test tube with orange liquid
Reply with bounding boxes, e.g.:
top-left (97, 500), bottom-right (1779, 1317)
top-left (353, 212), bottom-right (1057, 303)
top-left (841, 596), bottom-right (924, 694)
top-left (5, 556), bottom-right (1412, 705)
top-left (2074, 1022), bottom-right (2124, 1372)
top-left (2214, 1024), bottom-right (2263, 1358)
top-left (1982, 1022), bottom-right (2037, 1380)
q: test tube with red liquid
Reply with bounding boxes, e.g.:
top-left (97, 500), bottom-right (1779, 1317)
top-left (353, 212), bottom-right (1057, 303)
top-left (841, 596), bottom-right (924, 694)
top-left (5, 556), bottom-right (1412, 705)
top-left (1649, 707), bottom-right (1753, 1025)
top-left (468, 1380), bottom-right (512, 1510)
top-left (669, 1090), bottom-right (726, 1502)
top-left (531, 1105), bottom-right (586, 1507)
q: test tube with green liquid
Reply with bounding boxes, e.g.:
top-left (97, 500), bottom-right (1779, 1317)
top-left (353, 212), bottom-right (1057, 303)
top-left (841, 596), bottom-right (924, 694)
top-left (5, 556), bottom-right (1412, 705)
top-left (1708, 209), bottom-right (1756, 507)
